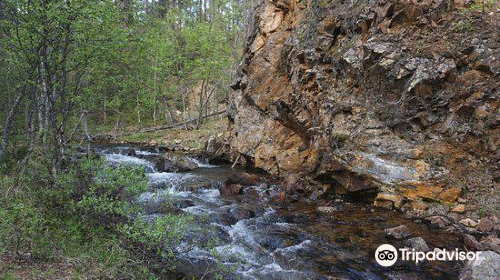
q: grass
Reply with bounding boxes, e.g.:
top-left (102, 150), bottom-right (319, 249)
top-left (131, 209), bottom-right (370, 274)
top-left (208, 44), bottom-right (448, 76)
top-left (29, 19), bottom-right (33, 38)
top-left (0, 235), bottom-right (142, 279)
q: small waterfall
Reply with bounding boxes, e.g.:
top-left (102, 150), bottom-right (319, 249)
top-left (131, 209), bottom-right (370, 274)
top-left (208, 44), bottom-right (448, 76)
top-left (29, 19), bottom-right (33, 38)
top-left (103, 153), bottom-right (156, 173)
top-left (187, 156), bottom-right (217, 168)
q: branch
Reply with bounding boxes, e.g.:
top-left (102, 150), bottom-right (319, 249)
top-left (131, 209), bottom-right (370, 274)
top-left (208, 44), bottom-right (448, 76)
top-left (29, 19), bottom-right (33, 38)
top-left (120, 109), bottom-right (228, 136)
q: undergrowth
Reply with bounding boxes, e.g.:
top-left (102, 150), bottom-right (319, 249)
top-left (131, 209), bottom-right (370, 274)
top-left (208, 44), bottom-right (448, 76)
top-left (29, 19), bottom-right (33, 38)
top-left (0, 150), bottom-right (220, 279)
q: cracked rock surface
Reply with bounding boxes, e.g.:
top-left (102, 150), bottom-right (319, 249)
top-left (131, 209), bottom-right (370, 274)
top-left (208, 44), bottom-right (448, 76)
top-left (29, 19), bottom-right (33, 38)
top-left (229, 0), bottom-right (499, 212)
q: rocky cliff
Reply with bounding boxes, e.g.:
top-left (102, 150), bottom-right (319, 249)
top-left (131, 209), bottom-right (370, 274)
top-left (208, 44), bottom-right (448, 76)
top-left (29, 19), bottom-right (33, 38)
top-left (229, 0), bottom-right (499, 213)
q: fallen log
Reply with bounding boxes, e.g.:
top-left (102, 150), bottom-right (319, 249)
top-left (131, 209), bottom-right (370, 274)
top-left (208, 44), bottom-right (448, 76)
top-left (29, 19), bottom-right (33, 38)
top-left (121, 109), bottom-right (228, 136)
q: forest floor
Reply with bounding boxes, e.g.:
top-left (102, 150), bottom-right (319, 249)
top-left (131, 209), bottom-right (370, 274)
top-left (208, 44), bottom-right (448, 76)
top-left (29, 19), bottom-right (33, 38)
top-left (0, 237), bottom-right (135, 280)
top-left (91, 117), bottom-right (229, 152)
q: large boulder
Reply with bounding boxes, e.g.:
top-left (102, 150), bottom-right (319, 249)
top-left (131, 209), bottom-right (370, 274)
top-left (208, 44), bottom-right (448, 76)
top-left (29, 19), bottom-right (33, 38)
top-left (459, 251), bottom-right (500, 280)
top-left (219, 173), bottom-right (260, 197)
top-left (224, 172), bottom-right (260, 186)
top-left (161, 154), bottom-right (198, 172)
top-left (205, 135), bottom-right (230, 163)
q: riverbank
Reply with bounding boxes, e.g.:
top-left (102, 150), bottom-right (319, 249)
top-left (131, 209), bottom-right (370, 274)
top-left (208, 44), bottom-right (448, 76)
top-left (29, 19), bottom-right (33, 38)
top-left (93, 120), bottom-right (500, 260)
top-left (2, 137), bottom-right (499, 279)
top-left (90, 118), bottom-right (229, 153)
top-left (56, 144), bottom-right (474, 279)
top-left (88, 115), bottom-right (500, 260)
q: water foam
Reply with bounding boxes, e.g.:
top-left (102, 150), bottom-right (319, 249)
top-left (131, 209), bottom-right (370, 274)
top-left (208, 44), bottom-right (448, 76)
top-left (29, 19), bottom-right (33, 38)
top-left (103, 153), bottom-right (156, 172)
top-left (187, 156), bottom-right (217, 168)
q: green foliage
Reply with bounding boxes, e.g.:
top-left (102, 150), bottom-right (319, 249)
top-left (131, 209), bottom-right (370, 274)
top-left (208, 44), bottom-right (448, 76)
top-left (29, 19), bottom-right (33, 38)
top-left (0, 154), bottom-right (197, 278)
top-left (57, 160), bottom-right (148, 226)
top-left (0, 195), bottom-right (48, 258)
top-left (119, 214), bottom-right (195, 271)
top-left (0, 0), bottom-right (245, 275)
top-left (460, 0), bottom-right (496, 14)
top-left (478, 208), bottom-right (487, 218)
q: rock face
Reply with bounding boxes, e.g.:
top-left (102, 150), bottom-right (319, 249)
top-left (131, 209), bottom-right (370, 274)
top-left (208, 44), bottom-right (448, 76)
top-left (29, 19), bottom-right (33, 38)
top-left (229, 0), bottom-right (499, 207)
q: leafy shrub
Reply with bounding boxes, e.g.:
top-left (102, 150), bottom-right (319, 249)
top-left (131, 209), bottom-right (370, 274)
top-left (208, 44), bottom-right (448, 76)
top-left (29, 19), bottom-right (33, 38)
top-left (54, 159), bottom-right (149, 228)
top-left (0, 154), bottom-right (200, 278)
top-left (119, 214), bottom-right (196, 272)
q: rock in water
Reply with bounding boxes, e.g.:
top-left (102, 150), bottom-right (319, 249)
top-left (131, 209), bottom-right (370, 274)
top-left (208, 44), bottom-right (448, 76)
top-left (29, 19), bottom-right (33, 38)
top-left (224, 172), bottom-right (260, 186)
top-left (123, 147), bottom-right (136, 156)
top-left (406, 237), bottom-right (430, 252)
top-left (162, 154), bottom-right (198, 172)
top-left (385, 225), bottom-right (412, 240)
top-left (459, 251), bottom-right (500, 280)
top-left (219, 183), bottom-right (244, 197)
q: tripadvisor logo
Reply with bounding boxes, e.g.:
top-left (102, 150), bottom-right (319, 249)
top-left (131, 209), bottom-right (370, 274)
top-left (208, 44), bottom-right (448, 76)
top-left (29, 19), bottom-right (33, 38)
top-left (375, 244), bottom-right (481, 267)
top-left (375, 244), bottom-right (398, 267)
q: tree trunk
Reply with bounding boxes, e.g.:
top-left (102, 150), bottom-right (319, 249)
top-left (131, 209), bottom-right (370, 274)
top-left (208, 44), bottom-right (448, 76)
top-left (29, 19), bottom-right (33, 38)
top-left (0, 87), bottom-right (26, 160)
top-left (153, 63), bottom-right (158, 126)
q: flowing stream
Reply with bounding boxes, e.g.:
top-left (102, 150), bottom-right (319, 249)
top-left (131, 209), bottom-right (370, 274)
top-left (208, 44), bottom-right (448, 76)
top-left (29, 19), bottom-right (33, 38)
top-left (96, 145), bottom-right (464, 280)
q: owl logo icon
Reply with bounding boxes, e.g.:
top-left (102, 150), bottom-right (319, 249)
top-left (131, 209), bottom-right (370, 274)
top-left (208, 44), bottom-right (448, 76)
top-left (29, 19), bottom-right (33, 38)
top-left (375, 244), bottom-right (398, 267)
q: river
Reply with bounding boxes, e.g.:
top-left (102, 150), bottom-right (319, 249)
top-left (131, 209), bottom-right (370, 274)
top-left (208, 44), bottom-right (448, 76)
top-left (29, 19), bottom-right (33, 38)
top-left (95, 144), bottom-right (463, 280)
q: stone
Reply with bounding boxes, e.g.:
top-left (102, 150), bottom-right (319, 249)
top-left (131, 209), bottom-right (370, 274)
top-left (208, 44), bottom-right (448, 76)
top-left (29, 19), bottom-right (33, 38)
top-left (407, 237), bottom-right (430, 252)
top-left (402, 183), bottom-right (461, 205)
top-left (187, 182), bottom-right (216, 192)
top-left (385, 225), bottom-right (412, 240)
top-left (308, 189), bottom-right (324, 201)
top-left (374, 192), bottom-right (404, 209)
top-left (228, 208), bottom-right (255, 221)
top-left (411, 201), bottom-right (428, 211)
top-left (123, 148), bottom-right (136, 156)
top-left (460, 218), bottom-right (478, 228)
top-left (224, 172), bottom-right (260, 187)
top-left (219, 184), bottom-right (244, 197)
top-left (204, 136), bottom-right (229, 161)
top-left (373, 200), bottom-right (394, 209)
top-left (495, 225), bottom-right (500, 236)
top-left (463, 234), bottom-right (481, 251)
top-left (437, 187), bottom-right (462, 204)
top-left (426, 216), bottom-right (450, 229)
top-left (452, 204), bottom-right (466, 213)
top-left (245, 188), bottom-right (261, 199)
top-left (480, 235), bottom-right (500, 253)
top-left (459, 251), bottom-right (500, 280)
top-left (228, 0), bottom-right (497, 214)
top-left (317, 206), bottom-right (336, 214)
top-left (477, 217), bottom-right (495, 233)
top-left (480, 242), bottom-right (500, 254)
top-left (162, 154), bottom-right (198, 172)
